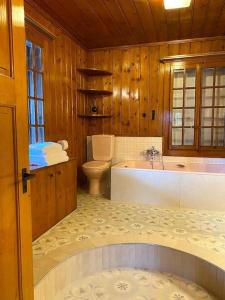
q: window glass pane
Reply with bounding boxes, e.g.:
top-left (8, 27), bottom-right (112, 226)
top-left (36, 73), bottom-right (43, 98)
top-left (184, 109), bottom-right (194, 126)
top-left (173, 70), bottom-right (184, 88)
top-left (35, 46), bottom-right (42, 72)
top-left (216, 68), bottom-right (225, 86)
top-left (29, 99), bottom-right (35, 125)
top-left (184, 128), bottom-right (194, 145)
top-left (172, 128), bottom-right (182, 146)
top-left (202, 88), bottom-right (213, 107)
top-left (201, 128), bottom-right (211, 146)
top-left (27, 71), bottom-right (34, 97)
top-left (214, 108), bottom-right (225, 126)
top-left (26, 40), bottom-right (33, 69)
top-left (215, 88), bottom-right (225, 106)
top-left (172, 109), bottom-right (183, 126)
top-left (201, 108), bottom-right (213, 126)
top-left (202, 68), bottom-right (214, 87)
top-left (37, 100), bottom-right (44, 125)
top-left (29, 127), bottom-right (36, 144)
top-left (173, 90), bottom-right (183, 107)
top-left (213, 128), bottom-right (225, 146)
top-left (186, 69), bottom-right (196, 87)
top-left (185, 89), bottom-right (195, 107)
top-left (38, 127), bottom-right (45, 143)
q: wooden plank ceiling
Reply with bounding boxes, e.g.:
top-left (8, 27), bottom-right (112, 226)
top-left (34, 0), bottom-right (225, 49)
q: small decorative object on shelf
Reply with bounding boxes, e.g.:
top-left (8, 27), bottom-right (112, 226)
top-left (91, 105), bottom-right (98, 113)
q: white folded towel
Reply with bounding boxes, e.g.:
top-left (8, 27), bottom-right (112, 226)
top-left (29, 142), bottom-right (63, 155)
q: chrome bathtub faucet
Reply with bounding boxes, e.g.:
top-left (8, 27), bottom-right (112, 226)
top-left (143, 146), bottom-right (161, 161)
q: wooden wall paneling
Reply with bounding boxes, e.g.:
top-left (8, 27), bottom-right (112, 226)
top-left (102, 50), bottom-right (113, 134)
top-left (179, 42), bottom-right (191, 54)
top-left (25, 1), bottom-right (88, 184)
top-left (129, 47), bottom-right (140, 136)
top-left (149, 46), bottom-right (160, 136)
top-left (121, 49), bottom-right (131, 135)
top-left (86, 52), bottom-right (102, 136)
top-left (112, 49), bottom-right (122, 136)
top-left (190, 41), bottom-right (203, 54)
top-left (76, 47), bottom-right (88, 182)
top-left (85, 37), bottom-right (225, 140)
top-left (158, 44), bottom-right (169, 138)
top-left (139, 47), bottom-right (150, 136)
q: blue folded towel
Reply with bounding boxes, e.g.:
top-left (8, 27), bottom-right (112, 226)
top-left (29, 142), bottom-right (63, 154)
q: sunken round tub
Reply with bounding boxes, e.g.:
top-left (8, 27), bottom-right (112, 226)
top-left (34, 243), bottom-right (225, 299)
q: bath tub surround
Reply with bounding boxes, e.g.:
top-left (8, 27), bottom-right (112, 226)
top-left (111, 158), bottom-right (225, 210)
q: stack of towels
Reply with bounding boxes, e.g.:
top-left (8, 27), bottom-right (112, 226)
top-left (29, 142), bottom-right (69, 167)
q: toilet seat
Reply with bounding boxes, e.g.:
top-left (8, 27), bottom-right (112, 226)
top-left (83, 161), bottom-right (110, 170)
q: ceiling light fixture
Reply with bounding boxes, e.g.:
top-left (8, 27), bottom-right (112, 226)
top-left (164, 0), bottom-right (191, 10)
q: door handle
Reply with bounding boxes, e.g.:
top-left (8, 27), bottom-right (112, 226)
top-left (22, 168), bottom-right (36, 193)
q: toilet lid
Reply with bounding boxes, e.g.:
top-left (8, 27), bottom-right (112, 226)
top-left (83, 161), bottom-right (110, 169)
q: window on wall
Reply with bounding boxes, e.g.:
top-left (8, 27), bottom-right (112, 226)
top-left (165, 60), bottom-right (225, 157)
top-left (26, 40), bottom-right (45, 144)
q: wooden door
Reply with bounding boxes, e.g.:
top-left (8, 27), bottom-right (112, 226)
top-left (55, 160), bottom-right (77, 222)
top-left (31, 166), bottom-right (56, 240)
top-left (0, 0), bottom-right (33, 299)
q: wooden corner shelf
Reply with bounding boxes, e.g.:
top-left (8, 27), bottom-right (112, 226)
top-left (77, 67), bottom-right (112, 76)
top-left (78, 114), bottom-right (112, 118)
top-left (78, 88), bottom-right (113, 96)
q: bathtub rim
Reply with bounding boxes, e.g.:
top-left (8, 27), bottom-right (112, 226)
top-left (112, 160), bottom-right (225, 176)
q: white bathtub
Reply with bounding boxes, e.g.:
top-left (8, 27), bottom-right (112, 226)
top-left (111, 159), bottom-right (225, 210)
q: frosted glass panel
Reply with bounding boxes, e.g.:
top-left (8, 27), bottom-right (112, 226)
top-left (213, 128), bottom-right (225, 146)
top-left (173, 70), bottom-right (184, 88)
top-left (184, 109), bottom-right (194, 126)
top-left (26, 41), bottom-right (33, 69)
top-left (29, 99), bottom-right (35, 125)
top-left (185, 89), bottom-right (195, 107)
top-left (36, 73), bottom-right (43, 98)
top-left (37, 100), bottom-right (44, 125)
top-left (201, 128), bottom-right (211, 146)
top-left (29, 127), bottom-right (36, 144)
top-left (202, 68), bottom-right (214, 87)
top-left (215, 88), bottom-right (225, 106)
top-left (172, 128), bottom-right (182, 145)
top-left (186, 69), bottom-right (196, 87)
top-left (38, 127), bottom-right (45, 143)
top-left (214, 108), bottom-right (225, 126)
top-left (202, 88), bottom-right (213, 107)
top-left (172, 109), bottom-right (183, 126)
top-left (27, 71), bottom-right (34, 97)
top-left (184, 128), bottom-right (194, 145)
top-left (216, 68), bottom-right (225, 86)
top-left (201, 108), bottom-right (213, 126)
top-left (173, 90), bottom-right (183, 107)
top-left (35, 46), bottom-right (42, 72)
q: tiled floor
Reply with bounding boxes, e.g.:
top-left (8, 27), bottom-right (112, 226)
top-left (33, 190), bottom-right (225, 258)
top-left (55, 268), bottom-right (215, 300)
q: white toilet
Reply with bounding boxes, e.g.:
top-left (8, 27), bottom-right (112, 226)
top-left (82, 135), bottom-right (115, 195)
